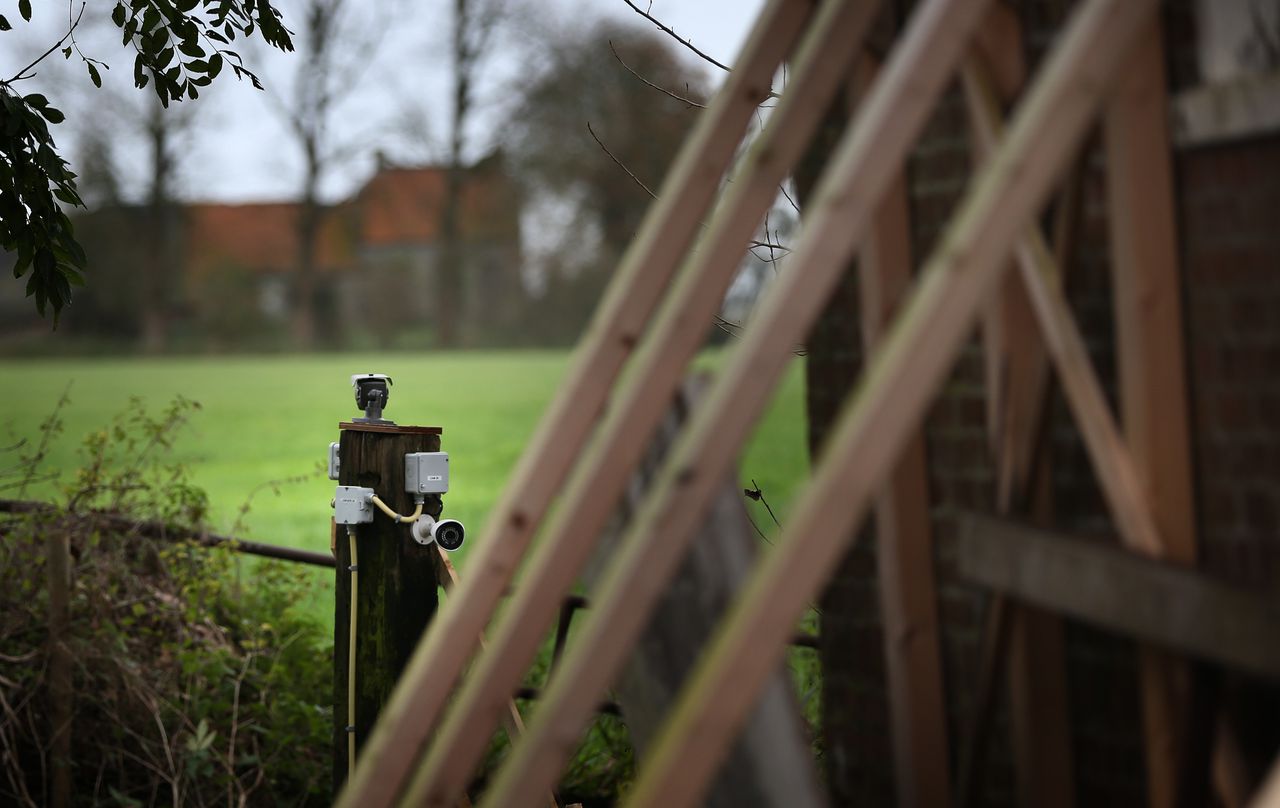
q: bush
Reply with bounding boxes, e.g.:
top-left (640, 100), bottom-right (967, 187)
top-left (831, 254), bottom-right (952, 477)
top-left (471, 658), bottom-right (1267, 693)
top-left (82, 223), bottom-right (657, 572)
top-left (0, 396), bottom-right (331, 807)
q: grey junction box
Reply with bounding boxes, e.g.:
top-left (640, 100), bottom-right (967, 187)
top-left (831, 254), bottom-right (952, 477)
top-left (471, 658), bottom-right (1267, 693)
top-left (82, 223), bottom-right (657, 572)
top-left (405, 452), bottom-right (450, 495)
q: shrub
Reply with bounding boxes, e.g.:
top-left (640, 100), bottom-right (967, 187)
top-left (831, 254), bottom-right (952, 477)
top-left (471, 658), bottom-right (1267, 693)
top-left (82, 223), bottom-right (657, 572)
top-left (0, 397), bottom-right (331, 807)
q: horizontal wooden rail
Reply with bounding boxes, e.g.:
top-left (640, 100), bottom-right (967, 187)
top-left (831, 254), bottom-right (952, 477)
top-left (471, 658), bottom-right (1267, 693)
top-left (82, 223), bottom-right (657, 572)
top-left (957, 516), bottom-right (1280, 681)
top-left (0, 498), bottom-right (336, 568)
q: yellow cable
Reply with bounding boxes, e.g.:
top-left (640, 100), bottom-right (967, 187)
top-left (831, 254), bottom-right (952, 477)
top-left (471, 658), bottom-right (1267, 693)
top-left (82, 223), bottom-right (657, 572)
top-left (369, 495), bottom-right (423, 524)
top-left (347, 527), bottom-right (358, 774)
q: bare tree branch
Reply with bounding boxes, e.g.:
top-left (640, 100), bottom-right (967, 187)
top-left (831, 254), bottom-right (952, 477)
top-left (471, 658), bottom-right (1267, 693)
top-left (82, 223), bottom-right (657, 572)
top-left (609, 39), bottom-right (705, 109)
top-left (619, 0), bottom-right (730, 72)
top-left (587, 119), bottom-right (658, 198)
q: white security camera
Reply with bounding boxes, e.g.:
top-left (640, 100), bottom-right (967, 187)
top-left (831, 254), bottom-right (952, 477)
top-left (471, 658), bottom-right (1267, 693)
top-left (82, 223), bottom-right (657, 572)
top-left (410, 515), bottom-right (466, 552)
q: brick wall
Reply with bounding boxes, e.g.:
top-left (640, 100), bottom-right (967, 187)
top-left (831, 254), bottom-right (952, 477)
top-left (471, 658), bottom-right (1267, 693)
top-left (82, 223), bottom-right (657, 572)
top-left (807, 1), bottom-right (1280, 805)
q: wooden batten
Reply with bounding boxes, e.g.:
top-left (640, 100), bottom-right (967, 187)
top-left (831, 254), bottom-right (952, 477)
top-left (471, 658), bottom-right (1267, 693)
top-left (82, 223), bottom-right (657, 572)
top-left (407, 2), bottom-right (887, 804)
top-left (626, 1), bottom-right (1161, 805)
top-left (334, 2), bottom-right (814, 805)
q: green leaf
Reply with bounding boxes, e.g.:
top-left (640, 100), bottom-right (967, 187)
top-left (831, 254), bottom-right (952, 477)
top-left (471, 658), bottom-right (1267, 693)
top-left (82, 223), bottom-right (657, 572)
top-left (62, 46), bottom-right (71, 59)
top-left (40, 107), bottom-right (65, 124)
top-left (87, 62), bottom-right (102, 88)
top-left (0, 15), bottom-right (11, 31)
top-left (22, 93), bottom-right (48, 109)
top-left (18, 0), bottom-right (30, 22)
top-left (111, 4), bottom-right (125, 27)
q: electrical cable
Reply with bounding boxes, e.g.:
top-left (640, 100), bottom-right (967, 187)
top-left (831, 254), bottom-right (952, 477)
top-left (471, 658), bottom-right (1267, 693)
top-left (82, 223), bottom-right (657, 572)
top-left (345, 492), bottom-right (424, 774)
top-left (369, 495), bottom-right (423, 524)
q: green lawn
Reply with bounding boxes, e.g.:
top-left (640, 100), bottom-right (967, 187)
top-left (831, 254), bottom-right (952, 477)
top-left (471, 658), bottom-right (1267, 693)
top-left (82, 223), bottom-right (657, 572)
top-left (0, 349), bottom-right (810, 589)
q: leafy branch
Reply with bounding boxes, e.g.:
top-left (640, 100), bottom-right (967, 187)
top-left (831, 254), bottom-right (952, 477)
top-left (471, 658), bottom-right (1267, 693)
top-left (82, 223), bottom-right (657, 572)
top-left (1, 0), bottom-right (295, 324)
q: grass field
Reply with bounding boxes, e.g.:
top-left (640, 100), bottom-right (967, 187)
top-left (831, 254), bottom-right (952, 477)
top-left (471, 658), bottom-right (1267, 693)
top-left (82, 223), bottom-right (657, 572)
top-left (0, 350), bottom-right (810, 600)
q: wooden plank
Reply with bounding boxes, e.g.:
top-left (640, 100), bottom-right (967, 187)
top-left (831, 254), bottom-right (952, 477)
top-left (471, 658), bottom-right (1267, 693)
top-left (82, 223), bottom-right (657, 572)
top-left (582, 380), bottom-right (824, 808)
top-left (1253, 756), bottom-right (1280, 808)
top-left (623, 2), bottom-right (1161, 805)
top-left (332, 2), bottom-right (813, 805)
top-left (963, 14), bottom-right (1077, 806)
top-left (855, 53), bottom-right (952, 808)
top-left (1105, 18), bottom-right (1200, 808)
top-left (433, 545), bottom-right (561, 808)
top-left (963, 45), bottom-right (1164, 559)
top-left (955, 516), bottom-right (1280, 680)
top-left (338, 422), bottom-right (442, 435)
top-left (455, 0), bottom-right (1001, 805)
top-left (398, 2), bottom-right (885, 804)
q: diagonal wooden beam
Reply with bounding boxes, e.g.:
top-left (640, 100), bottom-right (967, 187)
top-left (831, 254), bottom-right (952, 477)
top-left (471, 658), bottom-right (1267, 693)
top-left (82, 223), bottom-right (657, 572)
top-left (331, 3), bottom-right (813, 805)
top-left (1253, 756), bottom-right (1280, 808)
top-left (963, 49), bottom-right (1164, 559)
top-left (623, 1), bottom-right (1161, 805)
top-left (395, 2), bottom-right (887, 805)
top-left (457, 0), bottom-right (999, 805)
top-left (432, 547), bottom-right (559, 808)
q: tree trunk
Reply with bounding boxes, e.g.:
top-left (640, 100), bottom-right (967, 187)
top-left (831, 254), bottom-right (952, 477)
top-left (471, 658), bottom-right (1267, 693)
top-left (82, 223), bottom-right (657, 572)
top-left (436, 0), bottom-right (474, 348)
top-left (142, 110), bottom-right (173, 354)
top-left (293, 142), bottom-right (321, 349)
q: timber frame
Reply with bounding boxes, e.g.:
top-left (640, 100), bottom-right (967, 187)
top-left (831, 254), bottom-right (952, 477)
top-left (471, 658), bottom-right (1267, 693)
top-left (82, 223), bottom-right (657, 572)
top-left (335, 1), bottom-right (1278, 807)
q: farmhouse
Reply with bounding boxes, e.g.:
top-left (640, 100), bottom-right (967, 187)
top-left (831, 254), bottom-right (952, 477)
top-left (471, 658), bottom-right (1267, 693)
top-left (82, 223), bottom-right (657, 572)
top-left (182, 152), bottom-right (522, 342)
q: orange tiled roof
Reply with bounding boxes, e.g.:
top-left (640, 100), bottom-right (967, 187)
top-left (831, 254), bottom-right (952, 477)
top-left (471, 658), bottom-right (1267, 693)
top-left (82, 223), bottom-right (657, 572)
top-left (184, 160), bottom-right (517, 277)
top-left (184, 202), bottom-right (356, 278)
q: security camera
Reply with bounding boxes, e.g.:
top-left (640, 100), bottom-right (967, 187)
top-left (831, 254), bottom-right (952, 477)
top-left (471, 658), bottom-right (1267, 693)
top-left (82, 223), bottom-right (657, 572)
top-left (410, 515), bottom-right (466, 552)
top-left (351, 373), bottom-right (394, 424)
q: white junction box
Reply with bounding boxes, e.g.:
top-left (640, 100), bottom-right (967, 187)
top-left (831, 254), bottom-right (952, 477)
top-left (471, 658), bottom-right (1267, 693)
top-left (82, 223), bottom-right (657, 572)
top-left (405, 452), bottom-right (449, 495)
top-left (334, 486), bottom-right (375, 524)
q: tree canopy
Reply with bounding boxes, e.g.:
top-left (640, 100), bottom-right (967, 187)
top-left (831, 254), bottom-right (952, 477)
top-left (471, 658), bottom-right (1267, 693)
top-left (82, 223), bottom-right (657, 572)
top-left (1, 0), bottom-right (293, 322)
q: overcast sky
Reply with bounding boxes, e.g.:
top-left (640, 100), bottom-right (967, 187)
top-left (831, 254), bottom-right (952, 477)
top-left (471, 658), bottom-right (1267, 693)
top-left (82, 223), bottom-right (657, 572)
top-left (4, 0), bottom-right (767, 205)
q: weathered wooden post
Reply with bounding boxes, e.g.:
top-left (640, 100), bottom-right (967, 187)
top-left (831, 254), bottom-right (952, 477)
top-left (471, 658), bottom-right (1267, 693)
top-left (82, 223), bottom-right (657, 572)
top-left (332, 377), bottom-right (444, 793)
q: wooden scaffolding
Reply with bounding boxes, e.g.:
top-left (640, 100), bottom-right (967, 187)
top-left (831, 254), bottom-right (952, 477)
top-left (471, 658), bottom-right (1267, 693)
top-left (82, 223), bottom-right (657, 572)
top-left (333, 0), bottom-right (1280, 806)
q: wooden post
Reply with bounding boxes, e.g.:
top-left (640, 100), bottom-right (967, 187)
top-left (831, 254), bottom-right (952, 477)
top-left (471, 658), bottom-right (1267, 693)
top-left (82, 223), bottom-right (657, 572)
top-left (855, 53), bottom-right (953, 806)
top-left (46, 523), bottom-right (71, 808)
top-left (964, 13), bottom-right (1077, 803)
top-left (333, 421), bottom-right (442, 793)
top-left (1104, 18), bottom-right (1200, 808)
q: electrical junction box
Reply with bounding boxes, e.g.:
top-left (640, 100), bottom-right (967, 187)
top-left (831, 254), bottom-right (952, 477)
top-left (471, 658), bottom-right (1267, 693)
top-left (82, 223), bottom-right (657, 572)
top-left (334, 486), bottom-right (375, 525)
top-left (328, 442), bottom-right (341, 481)
top-left (405, 452), bottom-right (449, 495)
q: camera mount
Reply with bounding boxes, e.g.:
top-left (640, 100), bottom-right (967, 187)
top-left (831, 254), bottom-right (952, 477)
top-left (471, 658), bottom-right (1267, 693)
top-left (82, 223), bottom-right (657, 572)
top-left (351, 373), bottom-right (395, 424)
